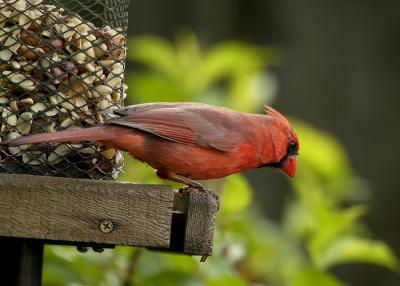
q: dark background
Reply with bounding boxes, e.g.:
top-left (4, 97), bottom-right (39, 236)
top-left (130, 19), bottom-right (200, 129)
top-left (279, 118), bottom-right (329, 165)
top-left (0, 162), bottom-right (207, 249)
top-left (128, 1), bottom-right (400, 285)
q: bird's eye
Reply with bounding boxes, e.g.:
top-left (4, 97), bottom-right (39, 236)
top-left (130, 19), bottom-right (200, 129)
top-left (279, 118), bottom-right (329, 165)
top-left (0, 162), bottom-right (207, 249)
top-left (288, 139), bottom-right (297, 155)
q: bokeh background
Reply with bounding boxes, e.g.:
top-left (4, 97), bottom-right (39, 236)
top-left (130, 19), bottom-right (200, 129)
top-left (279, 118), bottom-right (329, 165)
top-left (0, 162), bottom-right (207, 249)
top-left (43, 1), bottom-right (400, 285)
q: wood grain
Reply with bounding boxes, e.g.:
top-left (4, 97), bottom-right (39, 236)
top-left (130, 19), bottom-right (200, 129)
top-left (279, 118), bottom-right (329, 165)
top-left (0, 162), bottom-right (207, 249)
top-left (0, 173), bottom-right (173, 248)
top-left (183, 189), bottom-right (218, 256)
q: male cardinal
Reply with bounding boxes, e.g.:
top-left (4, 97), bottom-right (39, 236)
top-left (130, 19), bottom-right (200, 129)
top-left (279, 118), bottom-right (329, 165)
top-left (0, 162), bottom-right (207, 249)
top-left (5, 102), bottom-right (299, 190)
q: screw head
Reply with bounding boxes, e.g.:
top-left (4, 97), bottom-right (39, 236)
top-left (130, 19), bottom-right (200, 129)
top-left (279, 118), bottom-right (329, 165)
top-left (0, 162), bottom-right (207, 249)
top-left (99, 219), bottom-right (114, 233)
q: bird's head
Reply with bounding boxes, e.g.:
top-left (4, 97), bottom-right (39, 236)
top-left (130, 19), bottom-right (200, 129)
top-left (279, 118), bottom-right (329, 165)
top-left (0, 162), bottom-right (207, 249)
top-left (262, 106), bottom-right (299, 177)
top-left (280, 130), bottom-right (299, 177)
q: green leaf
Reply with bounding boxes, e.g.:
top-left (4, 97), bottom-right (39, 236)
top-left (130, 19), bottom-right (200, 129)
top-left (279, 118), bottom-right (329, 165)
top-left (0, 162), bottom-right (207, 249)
top-left (291, 121), bottom-right (352, 181)
top-left (126, 72), bottom-right (190, 104)
top-left (138, 271), bottom-right (202, 286)
top-left (290, 120), bottom-right (363, 202)
top-left (309, 205), bottom-right (366, 262)
top-left (43, 246), bottom-right (127, 286)
top-left (126, 35), bottom-right (279, 110)
top-left (292, 267), bottom-right (344, 286)
top-left (206, 276), bottom-right (247, 286)
top-left (226, 71), bottom-right (276, 112)
top-left (316, 237), bottom-right (399, 270)
top-left (199, 42), bottom-right (268, 86)
top-left (128, 36), bottom-right (177, 76)
top-left (220, 174), bottom-right (252, 214)
top-left (174, 31), bottom-right (202, 71)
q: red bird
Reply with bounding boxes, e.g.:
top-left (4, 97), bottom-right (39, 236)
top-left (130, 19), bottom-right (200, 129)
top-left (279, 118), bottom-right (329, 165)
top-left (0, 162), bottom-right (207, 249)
top-left (6, 102), bottom-right (299, 190)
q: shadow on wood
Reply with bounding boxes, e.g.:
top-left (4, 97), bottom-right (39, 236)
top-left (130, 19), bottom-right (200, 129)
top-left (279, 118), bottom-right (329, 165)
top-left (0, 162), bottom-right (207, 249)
top-left (0, 173), bottom-right (218, 257)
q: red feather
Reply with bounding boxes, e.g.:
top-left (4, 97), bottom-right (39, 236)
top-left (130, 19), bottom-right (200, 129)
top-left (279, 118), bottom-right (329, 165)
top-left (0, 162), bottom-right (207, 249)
top-left (5, 102), bottom-right (299, 183)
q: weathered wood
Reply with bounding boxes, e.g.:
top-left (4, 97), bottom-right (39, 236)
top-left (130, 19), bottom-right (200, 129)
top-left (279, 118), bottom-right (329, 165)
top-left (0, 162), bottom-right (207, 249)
top-left (0, 173), bottom-right (218, 257)
top-left (0, 173), bottom-right (173, 249)
top-left (183, 189), bottom-right (218, 256)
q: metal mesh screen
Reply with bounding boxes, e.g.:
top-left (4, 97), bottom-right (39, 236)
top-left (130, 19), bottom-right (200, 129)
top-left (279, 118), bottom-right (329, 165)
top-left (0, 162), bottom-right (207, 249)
top-left (0, 0), bottom-right (129, 179)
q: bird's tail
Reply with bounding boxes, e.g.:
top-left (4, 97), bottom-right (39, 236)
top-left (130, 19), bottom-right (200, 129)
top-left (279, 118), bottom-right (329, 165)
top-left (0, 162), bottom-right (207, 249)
top-left (3, 125), bottom-right (127, 146)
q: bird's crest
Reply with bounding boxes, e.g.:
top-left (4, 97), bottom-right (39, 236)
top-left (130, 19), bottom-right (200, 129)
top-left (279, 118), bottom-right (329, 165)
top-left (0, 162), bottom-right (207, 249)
top-left (264, 105), bottom-right (290, 125)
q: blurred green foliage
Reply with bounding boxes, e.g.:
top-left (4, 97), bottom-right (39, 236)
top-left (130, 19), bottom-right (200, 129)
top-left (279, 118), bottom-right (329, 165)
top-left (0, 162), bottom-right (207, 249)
top-left (125, 31), bottom-right (279, 111)
top-left (43, 33), bottom-right (398, 286)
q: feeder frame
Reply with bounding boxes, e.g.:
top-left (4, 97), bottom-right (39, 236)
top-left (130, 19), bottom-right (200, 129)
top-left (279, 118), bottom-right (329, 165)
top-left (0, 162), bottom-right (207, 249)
top-left (0, 173), bottom-right (218, 285)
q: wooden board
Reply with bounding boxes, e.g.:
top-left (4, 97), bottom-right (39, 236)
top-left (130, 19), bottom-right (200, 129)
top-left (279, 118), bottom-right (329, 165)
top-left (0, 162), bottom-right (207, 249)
top-left (0, 173), bottom-right (218, 256)
top-left (0, 173), bottom-right (173, 248)
top-left (184, 190), bottom-right (218, 256)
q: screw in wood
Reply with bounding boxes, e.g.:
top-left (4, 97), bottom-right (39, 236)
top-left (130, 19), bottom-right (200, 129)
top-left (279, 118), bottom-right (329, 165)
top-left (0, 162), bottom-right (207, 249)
top-left (99, 219), bottom-right (114, 233)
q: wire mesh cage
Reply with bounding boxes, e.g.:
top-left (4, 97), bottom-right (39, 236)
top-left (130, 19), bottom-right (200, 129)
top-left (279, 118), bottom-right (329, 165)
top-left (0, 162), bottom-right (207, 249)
top-left (0, 0), bottom-right (129, 179)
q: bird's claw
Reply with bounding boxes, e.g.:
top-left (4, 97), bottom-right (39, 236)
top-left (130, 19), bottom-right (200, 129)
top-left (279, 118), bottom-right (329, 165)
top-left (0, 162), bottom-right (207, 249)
top-left (178, 185), bottom-right (220, 210)
top-left (178, 186), bottom-right (190, 199)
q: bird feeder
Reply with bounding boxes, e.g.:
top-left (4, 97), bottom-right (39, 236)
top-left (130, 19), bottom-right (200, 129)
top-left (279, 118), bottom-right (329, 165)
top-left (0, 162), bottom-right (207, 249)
top-left (0, 1), bottom-right (218, 285)
top-left (0, 0), bottom-right (127, 179)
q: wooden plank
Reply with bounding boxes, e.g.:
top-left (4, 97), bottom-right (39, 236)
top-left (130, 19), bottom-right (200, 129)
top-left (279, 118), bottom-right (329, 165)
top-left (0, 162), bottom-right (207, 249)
top-left (0, 174), bottom-right (174, 249)
top-left (183, 189), bottom-right (219, 256)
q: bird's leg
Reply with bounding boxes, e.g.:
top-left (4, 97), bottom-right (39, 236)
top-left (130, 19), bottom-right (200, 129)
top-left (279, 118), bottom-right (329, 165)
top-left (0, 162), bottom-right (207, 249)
top-left (173, 174), bottom-right (209, 192)
top-left (173, 175), bottom-right (207, 200)
top-left (173, 175), bottom-right (220, 210)
top-left (156, 170), bottom-right (220, 208)
top-left (156, 170), bottom-right (208, 191)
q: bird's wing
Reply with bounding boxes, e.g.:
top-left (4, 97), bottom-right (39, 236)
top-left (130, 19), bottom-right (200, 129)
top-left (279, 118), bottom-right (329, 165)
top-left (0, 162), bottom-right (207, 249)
top-left (113, 102), bottom-right (207, 115)
top-left (109, 105), bottom-right (243, 152)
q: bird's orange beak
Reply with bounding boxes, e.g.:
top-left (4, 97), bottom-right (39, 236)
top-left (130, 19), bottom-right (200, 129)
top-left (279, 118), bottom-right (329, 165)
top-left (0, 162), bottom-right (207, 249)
top-left (282, 156), bottom-right (297, 177)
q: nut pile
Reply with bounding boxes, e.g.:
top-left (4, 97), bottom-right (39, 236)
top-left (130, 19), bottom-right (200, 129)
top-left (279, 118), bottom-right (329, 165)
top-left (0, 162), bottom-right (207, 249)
top-left (0, 0), bottom-right (127, 179)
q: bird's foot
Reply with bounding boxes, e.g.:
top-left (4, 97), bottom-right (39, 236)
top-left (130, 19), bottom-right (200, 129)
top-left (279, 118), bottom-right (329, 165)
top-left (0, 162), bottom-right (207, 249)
top-left (178, 180), bottom-right (208, 198)
top-left (166, 173), bottom-right (219, 209)
top-left (178, 185), bottom-right (220, 210)
top-left (178, 186), bottom-right (189, 199)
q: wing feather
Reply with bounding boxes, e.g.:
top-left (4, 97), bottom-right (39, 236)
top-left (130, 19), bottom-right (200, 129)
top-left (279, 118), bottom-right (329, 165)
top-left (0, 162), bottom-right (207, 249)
top-left (109, 105), bottom-right (242, 152)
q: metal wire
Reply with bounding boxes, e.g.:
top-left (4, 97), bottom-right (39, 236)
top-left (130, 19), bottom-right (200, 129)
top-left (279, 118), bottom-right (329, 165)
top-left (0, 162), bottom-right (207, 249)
top-left (0, 0), bottom-right (129, 179)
